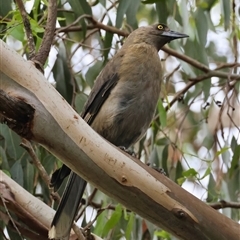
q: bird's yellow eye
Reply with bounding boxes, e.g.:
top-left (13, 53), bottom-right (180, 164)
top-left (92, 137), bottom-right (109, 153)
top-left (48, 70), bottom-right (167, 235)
top-left (157, 24), bottom-right (163, 30)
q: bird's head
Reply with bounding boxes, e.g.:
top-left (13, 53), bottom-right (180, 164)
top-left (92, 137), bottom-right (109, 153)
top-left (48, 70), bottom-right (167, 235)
top-left (126, 24), bottom-right (188, 51)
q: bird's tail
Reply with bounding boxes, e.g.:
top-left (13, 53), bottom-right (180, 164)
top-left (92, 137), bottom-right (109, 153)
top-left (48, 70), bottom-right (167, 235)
top-left (49, 172), bottom-right (87, 240)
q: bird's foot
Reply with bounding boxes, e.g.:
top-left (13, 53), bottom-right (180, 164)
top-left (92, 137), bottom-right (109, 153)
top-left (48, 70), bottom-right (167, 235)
top-left (147, 163), bottom-right (166, 175)
top-left (119, 146), bottom-right (136, 157)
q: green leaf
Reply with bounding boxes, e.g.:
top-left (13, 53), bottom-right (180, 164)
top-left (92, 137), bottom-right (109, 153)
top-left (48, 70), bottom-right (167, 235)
top-left (30, 18), bottom-right (44, 33)
top-left (215, 146), bottom-right (230, 157)
top-left (220, 0), bottom-right (230, 30)
top-left (175, 160), bottom-right (183, 183)
top-left (85, 60), bottom-right (103, 88)
top-left (142, 0), bottom-right (162, 4)
top-left (7, 23), bottom-right (25, 42)
top-left (156, 137), bottom-right (169, 146)
top-left (94, 209), bottom-right (106, 236)
top-left (206, 173), bottom-right (218, 202)
top-left (6, 227), bottom-right (23, 240)
top-left (158, 99), bottom-right (167, 127)
top-left (229, 144), bottom-right (240, 178)
top-left (42, 154), bottom-right (57, 175)
top-left (53, 43), bottom-right (73, 104)
top-left (155, 0), bottom-right (168, 24)
top-left (126, 0), bottom-right (141, 29)
top-left (172, 0), bottom-right (183, 24)
top-left (68, 0), bottom-right (92, 36)
top-left (179, 0), bottom-right (189, 34)
top-left (10, 160), bottom-right (24, 187)
top-left (195, 8), bottom-right (208, 47)
top-left (200, 167), bottom-right (211, 180)
top-left (198, 0), bottom-right (218, 11)
top-left (125, 212), bottom-right (135, 240)
top-left (0, 146), bottom-right (9, 170)
top-left (205, 11), bottom-right (216, 32)
top-left (116, 0), bottom-right (131, 28)
top-left (0, 124), bottom-right (24, 161)
top-left (103, 20), bottom-right (114, 62)
top-left (75, 93), bottom-right (88, 114)
top-left (155, 229), bottom-right (171, 239)
top-left (68, 0), bottom-right (92, 16)
top-left (202, 134), bottom-right (214, 149)
top-left (148, 146), bottom-right (159, 167)
top-left (177, 177), bottom-right (186, 185)
top-left (99, 0), bottom-right (106, 6)
top-left (225, 168), bottom-right (240, 202)
top-left (23, 160), bottom-right (34, 193)
top-left (102, 204), bottom-right (122, 236)
top-left (162, 145), bottom-right (169, 175)
top-left (231, 136), bottom-right (237, 151)
top-left (182, 168), bottom-right (198, 178)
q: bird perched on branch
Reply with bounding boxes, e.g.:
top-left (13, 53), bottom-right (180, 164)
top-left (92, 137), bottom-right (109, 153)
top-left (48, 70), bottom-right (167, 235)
top-left (49, 23), bottom-right (188, 240)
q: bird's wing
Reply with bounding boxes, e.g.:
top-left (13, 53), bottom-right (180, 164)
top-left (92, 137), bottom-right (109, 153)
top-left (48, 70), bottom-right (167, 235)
top-left (81, 71), bottom-right (119, 124)
top-left (50, 60), bottom-right (120, 191)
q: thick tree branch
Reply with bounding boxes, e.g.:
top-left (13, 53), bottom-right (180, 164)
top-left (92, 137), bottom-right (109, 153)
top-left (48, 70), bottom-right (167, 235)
top-left (0, 89), bottom-right (34, 138)
top-left (0, 171), bottom-right (107, 240)
top-left (0, 40), bottom-right (239, 240)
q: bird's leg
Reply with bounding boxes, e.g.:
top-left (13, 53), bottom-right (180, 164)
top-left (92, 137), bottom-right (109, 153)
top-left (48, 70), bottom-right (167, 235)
top-left (146, 162), bottom-right (167, 175)
top-left (119, 146), bottom-right (166, 175)
top-left (118, 146), bottom-right (136, 157)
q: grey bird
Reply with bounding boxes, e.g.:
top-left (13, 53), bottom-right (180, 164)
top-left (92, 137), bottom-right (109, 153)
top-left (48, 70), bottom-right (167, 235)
top-left (49, 23), bottom-right (188, 239)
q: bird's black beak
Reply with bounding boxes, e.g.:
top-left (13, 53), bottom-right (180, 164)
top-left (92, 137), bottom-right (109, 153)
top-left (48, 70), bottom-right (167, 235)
top-left (161, 30), bottom-right (189, 39)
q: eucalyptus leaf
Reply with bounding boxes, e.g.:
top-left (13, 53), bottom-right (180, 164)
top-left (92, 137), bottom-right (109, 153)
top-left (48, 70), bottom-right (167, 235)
top-left (53, 43), bottom-right (73, 104)
top-left (102, 204), bottom-right (122, 236)
top-left (10, 160), bottom-right (24, 187)
top-left (116, 0), bottom-right (131, 28)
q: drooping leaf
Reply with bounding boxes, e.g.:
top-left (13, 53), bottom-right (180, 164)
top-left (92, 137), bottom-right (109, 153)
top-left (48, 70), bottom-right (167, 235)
top-left (220, 0), bottom-right (231, 30)
top-left (85, 60), bottom-right (103, 88)
top-left (126, 0), bottom-right (141, 29)
top-left (182, 168), bottom-right (198, 178)
top-left (10, 160), bottom-right (24, 187)
top-left (116, 0), bottom-right (131, 28)
top-left (194, 8), bottom-right (208, 47)
top-left (206, 173), bottom-right (218, 202)
top-left (23, 159), bottom-right (34, 193)
top-left (162, 144), bottom-right (169, 176)
top-left (155, 0), bottom-right (168, 24)
top-left (75, 92), bottom-right (88, 114)
top-left (142, 0), bottom-right (162, 4)
top-left (53, 43), bottom-right (73, 104)
top-left (125, 212), bottom-right (135, 240)
top-left (229, 144), bottom-right (240, 177)
top-left (158, 99), bottom-right (167, 127)
top-left (103, 20), bottom-right (114, 62)
top-left (102, 204), bottom-right (122, 236)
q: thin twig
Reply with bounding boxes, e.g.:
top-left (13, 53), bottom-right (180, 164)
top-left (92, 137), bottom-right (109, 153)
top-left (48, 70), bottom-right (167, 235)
top-left (72, 223), bottom-right (86, 240)
top-left (20, 139), bottom-right (60, 202)
top-left (0, 194), bottom-right (24, 239)
top-left (15, 0), bottom-right (35, 59)
top-left (209, 200), bottom-right (240, 210)
top-left (232, 0), bottom-right (238, 73)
